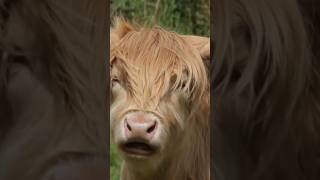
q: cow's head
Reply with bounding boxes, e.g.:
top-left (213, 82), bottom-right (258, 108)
top-left (110, 19), bottom-right (209, 171)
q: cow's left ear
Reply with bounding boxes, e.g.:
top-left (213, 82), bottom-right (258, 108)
top-left (110, 18), bottom-right (134, 47)
top-left (181, 35), bottom-right (210, 64)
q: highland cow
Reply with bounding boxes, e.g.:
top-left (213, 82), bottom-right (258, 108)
top-left (110, 19), bottom-right (210, 180)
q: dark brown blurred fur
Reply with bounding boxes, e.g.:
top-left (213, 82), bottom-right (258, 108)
top-left (0, 0), bottom-right (108, 179)
top-left (212, 0), bottom-right (320, 179)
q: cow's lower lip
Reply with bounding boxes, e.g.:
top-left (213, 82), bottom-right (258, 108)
top-left (120, 141), bottom-right (157, 156)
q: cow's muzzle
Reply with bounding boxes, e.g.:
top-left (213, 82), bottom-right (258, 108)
top-left (119, 111), bottom-right (161, 157)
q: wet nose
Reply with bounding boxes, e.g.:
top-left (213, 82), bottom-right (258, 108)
top-left (123, 112), bottom-right (158, 141)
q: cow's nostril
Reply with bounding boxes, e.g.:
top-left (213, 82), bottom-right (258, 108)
top-left (146, 121), bottom-right (157, 133)
top-left (127, 123), bottom-right (132, 131)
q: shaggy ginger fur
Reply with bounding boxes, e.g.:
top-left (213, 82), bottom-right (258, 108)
top-left (110, 19), bottom-right (210, 180)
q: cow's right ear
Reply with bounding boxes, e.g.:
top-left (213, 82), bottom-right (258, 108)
top-left (181, 35), bottom-right (210, 60)
top-left (181, 35), bottom-right (210, 69)
top-left (110, 18), bottom-right (134, 47)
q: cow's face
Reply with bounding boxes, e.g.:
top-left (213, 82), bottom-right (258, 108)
top-left (110, 67), bottom-right (191, 169)
top-left (110, 60), bottom-right (193, 164)
top-left (110, 20), bottom-right (209, 169)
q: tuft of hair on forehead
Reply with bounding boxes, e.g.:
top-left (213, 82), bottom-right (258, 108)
top-left (110, 19), bottom-right (209, 108)
top-left (110, 17), bottom-right (135, 42)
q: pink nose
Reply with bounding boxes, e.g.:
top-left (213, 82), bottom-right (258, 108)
top-left (124, 112), bottom-right (158, 141)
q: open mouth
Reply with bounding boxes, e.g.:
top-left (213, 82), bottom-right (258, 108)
top-left (120, 140), bottom-right (158, 156)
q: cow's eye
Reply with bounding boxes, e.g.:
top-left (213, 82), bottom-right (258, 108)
top-left (181, 81), bottom-right (187, 89)
top-left (111, 77), bottom-right (120, 87)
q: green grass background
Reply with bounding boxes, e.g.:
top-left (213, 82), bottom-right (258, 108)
top-left (110, 0), bottom-right (209, 179)
top-left (110, 143), bottom-right (121, 180)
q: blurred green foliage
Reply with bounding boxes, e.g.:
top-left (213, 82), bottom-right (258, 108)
top-left (110, 143), bottom-right (121, 180)
top-left (111, 0), bottom-right (210, 36)
top-left (110, 1), bottom-right (209, 179)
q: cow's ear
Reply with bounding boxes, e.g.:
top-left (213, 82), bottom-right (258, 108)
top-left (110, 18), bottom-right (134, 46)
top-left (182, 35), bottom-right (210, 65)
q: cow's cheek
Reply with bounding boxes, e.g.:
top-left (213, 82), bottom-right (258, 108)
top-left (110, 97), bottom-right (129, 144)
top-left (168, 95), bottom-right (190, 148)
